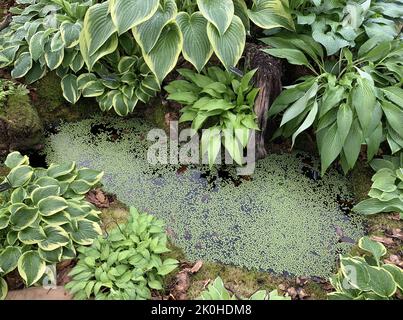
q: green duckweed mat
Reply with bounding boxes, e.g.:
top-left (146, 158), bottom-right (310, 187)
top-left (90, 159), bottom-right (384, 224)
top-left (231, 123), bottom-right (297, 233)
top-left (44, 116), bottom-right (364, 277)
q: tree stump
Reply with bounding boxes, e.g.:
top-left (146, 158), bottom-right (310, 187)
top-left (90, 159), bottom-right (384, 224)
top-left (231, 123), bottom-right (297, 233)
top-left (244, 43), bottom-right (283, 159)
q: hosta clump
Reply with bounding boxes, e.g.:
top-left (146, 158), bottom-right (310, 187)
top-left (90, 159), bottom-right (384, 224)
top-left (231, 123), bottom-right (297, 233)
top-left (62, 38), bottom-right (160, 116)
top-left (199, 277), bottom-right (290, 300)
top-left (66, 207), bottom-right (178, 300)
top-left (263, 35), bottom-right (403, 174)
top-left (0, 0), bottom-right (93, 84)
top-left (165, 67), bottom-right (259, 167)
top-left (329, 237), bottom-right (403, 300)
top-left (353, 154), bottom-right (403, 219)
top-left (0, 151), bottom-right (103, 299)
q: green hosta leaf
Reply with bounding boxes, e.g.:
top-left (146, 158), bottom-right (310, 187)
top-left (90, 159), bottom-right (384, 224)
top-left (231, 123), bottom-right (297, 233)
top-left (82, 2), bottom-right (116, 56)
top-left (4, 152), bottom-right (29, 169)
top-left (0, 246), bottom-right (21, 275)
top-left (18, 227), bottom-right (46, 245)
top-left (45, 47), bottom-right (64, 70)
top-left (29, 31), bottom-right (45, 61)
top-left (291, 101), bottom-right (318, 148)
top-left (340, 257), bottom-right (371, 291)
top-left (207, 15), bottom-right (245, 69)
top-left (352, 77), bottom-right (376, 133)
top-left (176, 12), bottom-right (213, 72)
top-left (342, 120), bottom-right (363, 169)
top-left (25, 62), bottom-right (47, 84)
top-left (10, 206), bottom-right (38, 231)
top-left (11, 52), bottom-right (32, 78)
top-left (60, 22), bottom-right (81, 48)
top-left (353, 198), bottom-right (403, 215)
top-left (248, 0), bottom-right (295, 31)
top-left (263, 48), bottom-right (309, 66)
top-left (337, 104), bottom-right (353, 146)
top-left (47, 162), bottom-right (76, 178)
top-left (11, 187), bottom-right (27, 204)
top-left (223, 130), bottom-right (243, 166)
top-left (77, 168), bottom-right (103, 185)
top-left (157, 258), bottom-right (178, 276)
top-left (381, 101), bottom-right (403, 138)
top-left (382, 264), bottom-right (403, 291)
top-left (41, 211), bottom-right (71, 226)
top-left (382, 87), bottom-right (403, 108)
top-left (81, 81), bottom-right (105, 98)
top-left (132, 0), bottom-right (177, 54)
top-left (358, 237), bottom-right (387, 264)
top-left (17, 250), bottom-right (46, 286)
top-left (142, 22), bottom-right (182, 84)
top-left (61, 74), bottom-right (80, 104)
top-left (38, 247), bottom-right (63, 264)
top-left (38, 196), bottom-right (68, 217)
top-left (110, 0), bottom-right (159, 35)
top-left (319, 123), bottom-right (343, 175)
top-left (197, 0), bottom-right (234, 35)
top-left (0, 278), bottom-right (7, 300)
top-left (201, 128), bottom-right (221, 168)
top-left (38, 226), bottom-right (70, 251)
top-left (366, 266), bottom-right (397, 298)
top-left (70, 219), bottom-right (102, 246)
top-left (7, 165), bottom-right (33, 188)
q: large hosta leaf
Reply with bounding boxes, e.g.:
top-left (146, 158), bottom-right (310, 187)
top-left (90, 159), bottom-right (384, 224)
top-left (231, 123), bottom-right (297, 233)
top-left (38, 196), bottom-right (68, 217)
top-left (7, 165), bottom-right (33, 188)
top-left (207, 15), bottom-right (246, 69)
top-left (70, 219), bottom-right (102, 246)
top-left (247, 0), bottom-right (295, 31)
top-left (366, 266), bottom-right (397, 298)
top-left (110, 0), bottom-right (159, 35)
top-left (133, 0), bottom-right (177, 54)
top-left (11, 52), bottom-right (32, 79)
top-left (4, 152), bottom-right (29, 169)
top-left (358, 237), bottom-right (387, 264)
top-left (197, 0), bottom-right (234, 35)
top-left (18, 227), bottom-right (47, 245)
top-left (143, 22), bottom-right (182, 83)
top-left (0, 278), bottom-right (7, 300)
top-left (0, 246), bottom-right (21, 275)
top-left (177, 12), bottom-right (213, 72)
top-left (17, 251), bottom-right (46, 286)
top-left (38, 226), bottom-right (70, 251)
top-left (10, 206), bottom-right (38, 231)
top-left (82, 2), bottom-right (116, 56)
top-left (61, 74), bottom-right (80, 104)
top-left (353, 198), bottom-right (403, 215)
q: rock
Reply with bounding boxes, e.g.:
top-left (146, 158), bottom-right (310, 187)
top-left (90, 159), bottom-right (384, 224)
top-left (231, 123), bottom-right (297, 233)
top-left (0, 83), bottom-right (43, 154)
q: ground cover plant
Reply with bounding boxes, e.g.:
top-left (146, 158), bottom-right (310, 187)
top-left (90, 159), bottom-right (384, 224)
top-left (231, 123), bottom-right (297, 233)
top-left (0, 0), bottom-right (401, 302)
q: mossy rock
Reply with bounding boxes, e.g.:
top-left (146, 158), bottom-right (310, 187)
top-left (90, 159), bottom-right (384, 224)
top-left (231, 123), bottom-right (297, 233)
top-left (33, 72), bottom-right (99, 126)
top-left (0, 86), bottom-right (43, 154)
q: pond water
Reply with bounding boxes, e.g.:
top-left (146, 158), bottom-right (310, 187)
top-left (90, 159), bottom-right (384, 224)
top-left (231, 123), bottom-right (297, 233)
top-left (44, 116), bottom-right (364, 277)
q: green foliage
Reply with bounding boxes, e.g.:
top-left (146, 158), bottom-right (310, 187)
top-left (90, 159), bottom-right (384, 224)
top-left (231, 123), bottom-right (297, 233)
top-left (65, 207), bottom-right (178, 300)
top-left (0, 79), bottom-right (29, 111)
top-left (263, 34), bottom-right (403, 174)
top-left (289, 0), bottom-right (402, 56)
top-left (199, 276), bottom-right (291, 300)
top-left (165, 67), bottom-right (259, 167)
top-left (0, 151), bottom-right (103, 299)
top-left (328, 236), bottom-right (403, 300)
top-left (353, 154), bottom-right (403, 218)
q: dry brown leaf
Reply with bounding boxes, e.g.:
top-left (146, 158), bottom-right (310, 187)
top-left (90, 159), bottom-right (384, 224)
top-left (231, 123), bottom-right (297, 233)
top-left (371, 236), bottom-right (394, 246)
top-left (190, 261), bottom-right (203, 274)
top-left (86, 189), bottom-right (110, 208)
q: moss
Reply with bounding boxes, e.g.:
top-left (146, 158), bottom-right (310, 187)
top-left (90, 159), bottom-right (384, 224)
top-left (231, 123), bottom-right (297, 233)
top-left (350, 161), bottom-right (373, 203)
top-left (44, 116), bottom-right (364, 278)
top-left (99, 201), bottom-right (129, 232)
top-left (33, 72), bottom-right (99, 126)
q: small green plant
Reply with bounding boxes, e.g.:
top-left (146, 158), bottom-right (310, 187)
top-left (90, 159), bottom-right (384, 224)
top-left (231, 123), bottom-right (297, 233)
top-left (328, 236), bottom-right (403, 300)
top-left (353, 154), bottom-right (403, 219)
top-left (165, 67), bottom-right (260, 167)
top-left (0, 151), bottom-right (103, 299)
top-left (0, 79), bottom-right (29, 110)
top-left (199, 276), bottom-right (291, 300)
top-left (66, 207), bottom-right (178, 300)
top-left (263, 34), bottom-right (402, 174)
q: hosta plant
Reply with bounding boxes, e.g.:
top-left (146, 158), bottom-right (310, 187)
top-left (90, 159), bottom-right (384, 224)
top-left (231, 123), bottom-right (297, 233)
top-left (289, 0), bottom-right (403, 56)
top-left (353, 154), bottom-right (403, 219)
top-left (165, 67), bottom-right (260, 167)
top-left (328, 236), bottom-right (403, 300)
top-left (79, 0), bottom-right (294, 85)
top-left (0, 151), bottom-right (103, 299)
top-left (263, 34), bottom-right (403, 174)
top-left (199, 276), bottom-right (291, 300)
top-left (66, 207), bottom-right (178, 300)
top-left (0, 0), bottom-right (93, 84)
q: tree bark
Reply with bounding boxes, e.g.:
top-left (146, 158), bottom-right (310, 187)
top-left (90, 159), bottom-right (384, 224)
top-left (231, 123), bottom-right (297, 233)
top-left (244, 43), bottom-right (283, 160)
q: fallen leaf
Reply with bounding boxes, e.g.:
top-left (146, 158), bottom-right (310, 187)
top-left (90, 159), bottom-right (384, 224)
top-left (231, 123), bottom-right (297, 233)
top-left (86, 189), bottom-right (110, 209)
top-left (371, 236), bottom-right (394, 246)
top-left (190, 261), bottom-right (203, 274)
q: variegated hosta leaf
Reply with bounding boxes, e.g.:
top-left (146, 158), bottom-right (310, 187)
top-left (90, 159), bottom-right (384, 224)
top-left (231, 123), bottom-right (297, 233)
top-left (109, 0), bottom-right (159, 35)
top-left (132, 0), bottom-right (177, 54)
top-left (38, 226), bottom-right (70, 251)
top-left (82, 2), bottom-right (116, 57)
top-left (4, 152), bottom-right (29, 169)
top-left (70, 219), bottom-right (102, 245)
top-left (10, 206), bottom-right (38, 231)
top-left (38, 196), bottom-right (69, 217)
top-left (197, 0), bottom-right (234, 35)
top-left (17, 250), bottom-right (46, 287)
top-left (11, 52), bottom-right (32, 78)
top-left (29, 31), bottom-right (45, 61)
top-left (234, 0), bottom-right (251, 33)
top-left (25, 62), bottom-right (47, 84)
top-left (61, 74), bottom-right (80, 104)
top-left (247, 0), bottom-right (295, 31)
top-left (60, 21), bottom-right (81, 48)
top-left (207, 15), bottom-right (246, 69)
top-left (177, 12), bottom-right (213, 72)
top-left (0, 246), bottom-right (21, 275)
top-left (18, 227), bottom-right (47, 245)
top-left (0, 278), bottom-right (7, 300)
top-left (143, 22), bottom-right (183, 83)
top-left (39, 247), bottom-right (63, 263)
